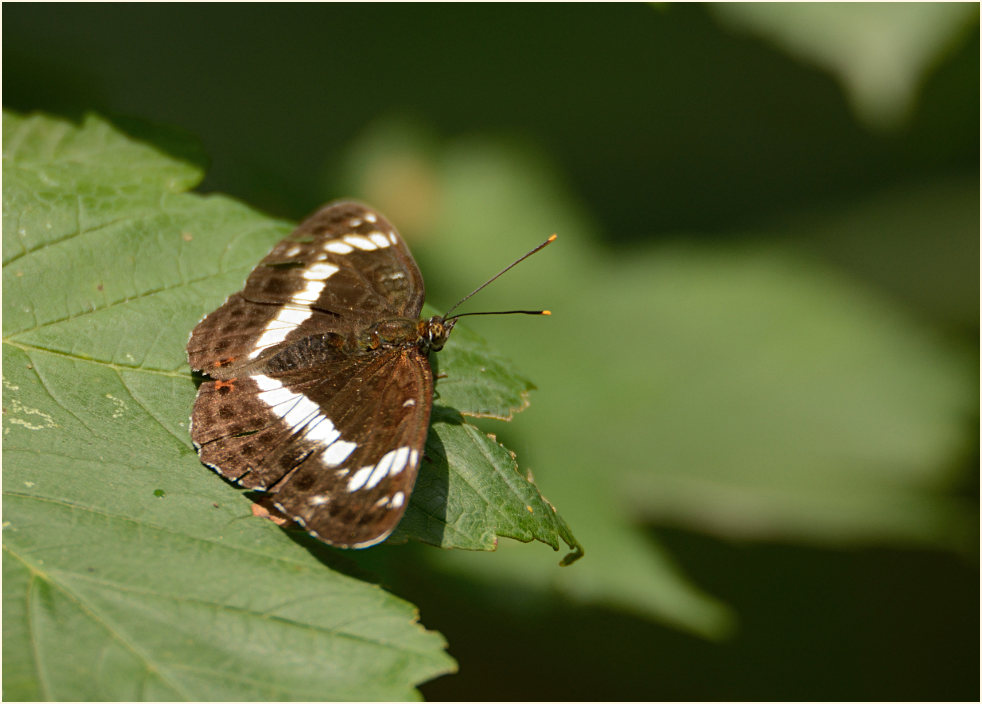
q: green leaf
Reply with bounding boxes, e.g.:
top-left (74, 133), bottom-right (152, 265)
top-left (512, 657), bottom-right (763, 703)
top-left (393, 407), bottom-right (582, 564)
top-left (1, 111), bottom-right (577, 699)
top-left (2, 111), bottom-right (454, 701)
top-left (430, 317), bottom-right (536, 420)
top-left (2, 109), bottom-right (579, 557)
top-left (2, 111), bottom-right (203, 267)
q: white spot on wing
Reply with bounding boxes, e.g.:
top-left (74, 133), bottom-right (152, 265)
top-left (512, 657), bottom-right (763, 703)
top-left (308, 495), bottom-right (330, 506)
top-left (365, 451), bottom-right (396, 490)
top-left (322, 440), bottom-right (356, 467)
top-left (248, 305), bottom-right (312, 359)
top-left (402, 398), bottom-right (416, 407)
top-left (302, 262), bottom-right (340, 280)
top-left (368, 232), bottom-right (391, 248)
top-left (252, 377), bottom-right (360, 468)
top-left (304, 415), bottom-right (340, 444)
top-left (274, 306), bottom-right (310, 326)
top-left (292, 279), bottom-right (325, 303)
top-left (364, 213), bottom-right (377, 223)
top-left (388, 446), bottom-right (411, 476)
top-left (350, 533), bottom-right (391, 549)
top-left (344, 235), bottom-right (377, 251)
top-left (325, 241), bottom-right (354, 254)
top-left (349, 217), bottom-right (363, 227)
top-left (285, 245), bottom-right (302, 257)
top-left (388, 232), bottom-right (398, 245)
top-left (390, 491), bottom-right (405, 509)
top-left (346, 445), bottom-right (414, 492)
top-left (253, 373), bottom-right (285, 393)
top-left (276, 392), bottom-right (318, 430)
top-left (347, 465), bottom-right (374, 492)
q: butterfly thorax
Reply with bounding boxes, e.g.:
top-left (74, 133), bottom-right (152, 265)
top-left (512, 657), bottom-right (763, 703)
top-left (258, 316), bottom-right (453, 377)
top-left (361, 315), bottom-right (455, 354)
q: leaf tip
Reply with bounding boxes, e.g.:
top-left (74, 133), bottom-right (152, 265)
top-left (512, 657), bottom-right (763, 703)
top-left (559, 542), bottom-right (585, 567)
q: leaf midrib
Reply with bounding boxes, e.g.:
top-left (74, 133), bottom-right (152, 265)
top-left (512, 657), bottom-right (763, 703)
top-left (3, 340), bottom-right (190, 378)
top-left (4, 265), bottom-right (251, 341)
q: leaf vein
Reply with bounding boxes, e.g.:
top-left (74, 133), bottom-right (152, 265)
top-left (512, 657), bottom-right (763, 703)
top-left (26, 571), bottom-right (50, 701)
top-left (461, 425), bottom-right (528, 531)
top-left (3, 340), bottom-right (190, 378)
top-left (5, 266), bottom-right (251, 338)
top-left (5, 547), bottom-right (193, 701)
top-left (23, 348), bottom-right (98, 436)
top-left (0, 193), bottom-right (186, 267)
top-left (112, 366), bottom-right (189, 450)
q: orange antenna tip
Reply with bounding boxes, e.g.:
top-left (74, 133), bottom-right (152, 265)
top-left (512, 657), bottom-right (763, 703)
top-left (442, 233), bottom-right (558, 319)
top-left (542, 310), bottom-right (552, 316)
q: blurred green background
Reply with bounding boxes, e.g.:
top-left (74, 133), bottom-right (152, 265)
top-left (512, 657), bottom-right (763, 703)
top-left (4, 3), bottom-right (978, 700)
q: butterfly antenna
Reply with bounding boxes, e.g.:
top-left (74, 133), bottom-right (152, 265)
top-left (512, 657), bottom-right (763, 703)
top-left (443, 234), bottom-right (556, 320)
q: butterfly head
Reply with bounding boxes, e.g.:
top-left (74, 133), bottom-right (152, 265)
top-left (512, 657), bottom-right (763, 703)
top-left (420, 315), bottom-right (456, 352)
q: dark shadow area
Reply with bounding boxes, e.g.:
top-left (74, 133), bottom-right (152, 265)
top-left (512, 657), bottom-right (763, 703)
top-left (284, 525), bottom-right (389, 584)
top-left (101, 113), bottom-right (210, 177)
top-left (4, 4), bottom-right (976, 233)
top-left (385, 531), bottom-right (978, 701)
top-left (233, 492), bottom-right (385, 583)
top-left (4, 98), bottom-right (210, 179)
top-left (188, 369), bottom-right (207, 390)
top-left (389, 404), bottom-right (457, 547)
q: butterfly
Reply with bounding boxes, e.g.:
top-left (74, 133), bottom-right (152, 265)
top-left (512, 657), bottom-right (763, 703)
top-left (187, 200), bottom-right (552, 548)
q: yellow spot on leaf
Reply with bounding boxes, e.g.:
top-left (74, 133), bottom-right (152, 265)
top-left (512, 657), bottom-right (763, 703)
top-left (105, 394), bottom-right (126, 419)
top-left (4, 397), bottom-right (57, 431)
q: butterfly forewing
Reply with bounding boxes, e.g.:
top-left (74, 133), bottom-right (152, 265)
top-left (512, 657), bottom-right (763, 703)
top-left (187, 201), bottom-right (424, 378)
top-left (188, 201), bottom-right (433, 548)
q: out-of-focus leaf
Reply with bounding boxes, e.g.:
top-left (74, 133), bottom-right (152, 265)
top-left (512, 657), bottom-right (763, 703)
top-left (583, 243), bottom-right (974, 549)
top-left (712, 3), bottom-right (979, 129)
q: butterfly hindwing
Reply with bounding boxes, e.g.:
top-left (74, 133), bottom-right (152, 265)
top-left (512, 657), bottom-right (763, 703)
top-left (268, 350), bottom-right (433, 548)
top-left (191, 345), bottom-right (432, 547)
